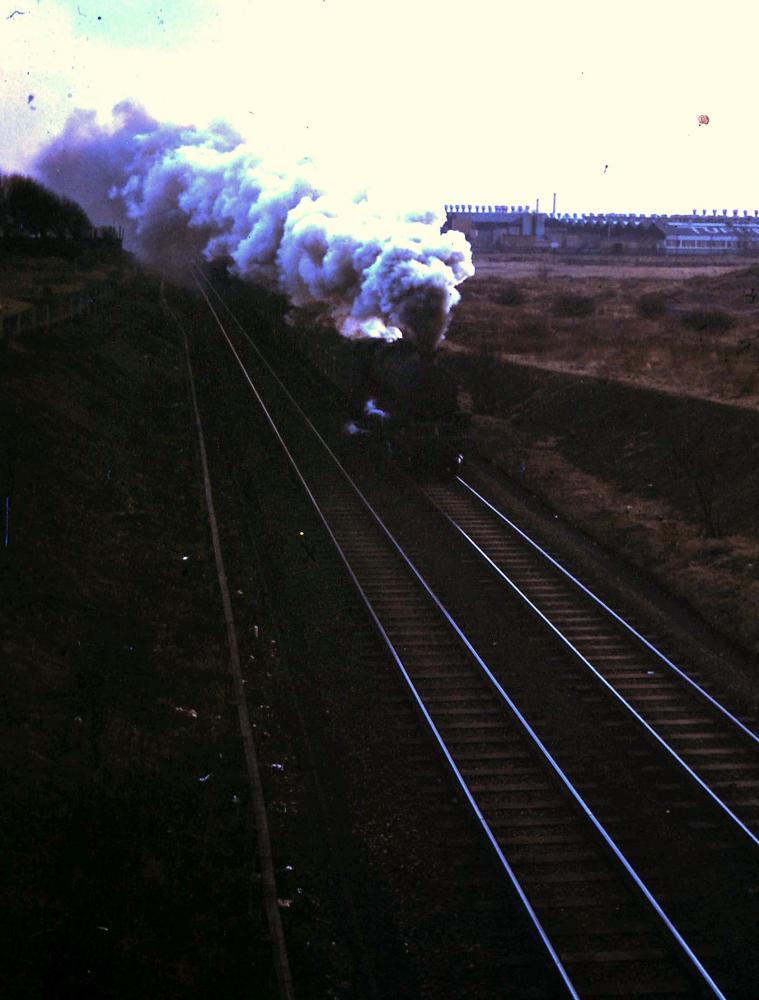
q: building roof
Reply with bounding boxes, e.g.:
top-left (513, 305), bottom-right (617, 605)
top-left (663, 221), bottom-right (759, 237)
top-left (445, 209), bottom-right (759, 239)
top-left (544, 217), bottom-right (666, 237)
top-left (448, 210), bottom-right (527, 224)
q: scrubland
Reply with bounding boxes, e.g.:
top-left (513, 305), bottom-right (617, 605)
top-left (449, 256), bottom-right (759, 404)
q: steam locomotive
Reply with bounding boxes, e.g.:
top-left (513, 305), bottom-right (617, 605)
top-left (285, 324), bottom-right (466, 476)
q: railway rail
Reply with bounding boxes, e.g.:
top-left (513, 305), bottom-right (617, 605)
top-left (166, 299), bottom-right (296, 999)
top-left (191, 270), bottom-right (758, 998)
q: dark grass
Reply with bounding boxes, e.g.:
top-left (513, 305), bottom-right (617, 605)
top-left (636, 291), bottom-right (670, 319)
top-left (552, 292), bottom-right (596, 317)
top-left (491, 282), bottom-right (525, 306)
top-left (680, 308), bottom-right (734, 334)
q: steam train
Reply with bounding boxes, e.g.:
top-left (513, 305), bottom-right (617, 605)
top-left (283, 324), bottom-right (466, 476)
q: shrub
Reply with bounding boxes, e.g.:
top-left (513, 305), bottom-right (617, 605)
top-left (553, 293), bottom-right (595, 318)
top-left (516, 317), bottom-right (548, 337)
top-left (468, 346), bottom-right (506, 416)
top-left (681, 309), bottom-right (734, 335)
top-left (636, 292), bottom-right (669, 320)
top-left (493, 282), bottom-right (525, 307)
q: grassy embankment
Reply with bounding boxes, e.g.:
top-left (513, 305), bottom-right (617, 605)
top-left (0, 255), bottom-right (345, 997)
top-left (443, 258), bottom-right (759, 662)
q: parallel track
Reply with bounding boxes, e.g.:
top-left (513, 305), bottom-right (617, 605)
top-left (191, 271), bottom-right (759, 997)
top-left (424, 476), bottom-right (759, 844)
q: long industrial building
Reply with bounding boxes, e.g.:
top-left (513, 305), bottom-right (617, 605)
top-left (444, 205), bottom-right (759, 255)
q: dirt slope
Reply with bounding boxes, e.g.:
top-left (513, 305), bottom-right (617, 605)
top-left (445, 351), bottom-right (759, 663)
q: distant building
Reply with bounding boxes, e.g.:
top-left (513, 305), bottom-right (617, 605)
top-left (445, 205), bottom-right (759, 255)
top-left (544, 215), bottom-right (665, 254)
top-left (661, 219), bottom-right (759, 254)
top-left (444, 206), bottom-right (546, 251)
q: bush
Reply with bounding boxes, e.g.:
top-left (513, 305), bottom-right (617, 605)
top-left (636, 292), bottom-right (669, 320)
top-left (493, 282), bottom-right (525, 307)
top-left (517, 317), bottom-right (548, 337)
top-left (681, 309), bottom-right (734, 335)
top-left (553, 293), bottom-right (595, 318)
top-left (468, 346), bottom-right (506, 416)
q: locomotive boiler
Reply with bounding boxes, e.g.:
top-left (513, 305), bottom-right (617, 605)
top-left (286, 324), bottom-right (466, 475)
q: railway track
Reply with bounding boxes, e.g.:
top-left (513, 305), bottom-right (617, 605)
top-left (423, 475), bottom-right (759, 842)
top-left (193, 272), bottom-right (758, 998)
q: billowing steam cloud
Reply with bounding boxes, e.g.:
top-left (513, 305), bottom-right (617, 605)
top-left (35, 101), bottom-right (473, 353)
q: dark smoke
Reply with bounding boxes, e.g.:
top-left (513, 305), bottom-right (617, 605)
top-left (34, 101), bottom-right (473, 352)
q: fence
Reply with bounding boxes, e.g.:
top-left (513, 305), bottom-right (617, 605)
top-left (0, 278), bottom-right (116, 341)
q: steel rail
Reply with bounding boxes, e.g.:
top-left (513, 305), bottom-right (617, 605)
top-left (426, 485), bottom-right (759, 848)
top-left (166, 301), bottom-right (295, 1000)
top-left (193, 268), bottom-right (728, 1000)
top-left (458, 475), bottom-right (759, 745)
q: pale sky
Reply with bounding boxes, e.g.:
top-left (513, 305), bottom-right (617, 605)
top-left (1, 0), bottom-right (757, 216)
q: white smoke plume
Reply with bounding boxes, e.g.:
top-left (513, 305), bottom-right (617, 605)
top-left (34, 101), bottom-right (473, 353)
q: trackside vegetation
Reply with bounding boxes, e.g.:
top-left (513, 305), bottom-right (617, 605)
top-left (0, 172), bottom-right (91, 241)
